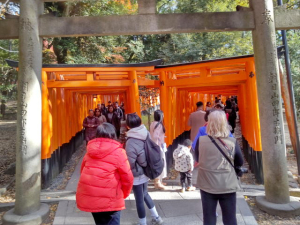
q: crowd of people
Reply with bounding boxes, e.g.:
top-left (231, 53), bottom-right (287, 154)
top-left (82, 101), bottom-right (125, 143)
top-left (76, 96), bottom-right (243, 225)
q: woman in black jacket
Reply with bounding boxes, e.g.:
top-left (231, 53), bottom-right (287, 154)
top-left (106, 105), bottom-right (121, 138)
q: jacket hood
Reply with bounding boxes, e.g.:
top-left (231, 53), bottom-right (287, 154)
top-left (87, 138), bottom-right (122, 159)
top-left (127, 124), bottom-right (148, 140)
top-left (175, 145), bottom-right (190, 158)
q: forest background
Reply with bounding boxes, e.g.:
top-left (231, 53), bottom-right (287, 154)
top-left (0, 0), bottom-right (299, 112)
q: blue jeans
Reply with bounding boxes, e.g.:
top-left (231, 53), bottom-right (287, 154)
top-left (132, 182), bottom-right (155, 218)
top-left (91, 211), bottom-right (121, 225)
top-left (200, 190), bottom-right (237, 225)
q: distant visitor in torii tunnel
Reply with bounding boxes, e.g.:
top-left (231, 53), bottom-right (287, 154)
top-left (94, 108), bottom-right (107, 126)
top-left (106, 105), bottom-right (121, 138)
top-left (188, 101), bottom-right (206, 141)
top-left (113, 102), bottom-right (124, 123)
top-left (101, 103), bottom-right (108, 117)
top-left (224, 98), bottom-right (238, 134)
top-left (120, 102), bottom-right (125, 120)
top-left (83, 109), bottom-right (100, 144)
top-left (95, 103), bottom-right (101, 114)
top-left (206, 102), bottom-right (212, 112)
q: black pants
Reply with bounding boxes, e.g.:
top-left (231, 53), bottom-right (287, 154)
top-left (91, 211), bottom-right (121, 225)
top-left (200, 190), bottom-right (237, 225)
top-left (132, 182), bottom-right (155, 219)
top-left (180, 171), bottom-right (192, 188)
top-left (116, 130), bottom-right (120, 139)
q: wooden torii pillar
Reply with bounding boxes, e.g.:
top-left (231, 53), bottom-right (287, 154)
top-left (128, 70), bottom-right (141, 117)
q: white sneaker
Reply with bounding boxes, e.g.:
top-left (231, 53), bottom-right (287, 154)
top-left (151, 216), bottom-right (163, 225)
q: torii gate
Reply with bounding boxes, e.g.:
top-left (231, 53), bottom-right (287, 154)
top-left (1, 0), bottom-right (300, 224)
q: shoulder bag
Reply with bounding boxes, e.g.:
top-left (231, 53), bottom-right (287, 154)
top-left (208, 135), bottom-right (244, 178)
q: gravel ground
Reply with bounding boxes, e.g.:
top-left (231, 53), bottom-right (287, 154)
top-left (44, 143), bottom-right (86, 191)
top-left (246, 196), bottom-right (300, 225)
top-left (41, 203), bottom-right (58, 225)
top-left (0, 120), bottom-right (16, 188)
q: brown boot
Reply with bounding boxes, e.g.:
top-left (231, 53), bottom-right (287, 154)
top-left (154, 178), bottom-right (166, 190)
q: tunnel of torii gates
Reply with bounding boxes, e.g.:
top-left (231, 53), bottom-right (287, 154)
top-left (2, 0), bottom-right (300, 223)
top-left (9, 55), bottom-right (263, 187)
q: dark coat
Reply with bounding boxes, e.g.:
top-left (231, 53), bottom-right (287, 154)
top-left (101, 107), bottom-right (108, 117)
top-left (106, 112), bottom-right (120, 131)
top-left (114, 107), bottom-right (123, 121)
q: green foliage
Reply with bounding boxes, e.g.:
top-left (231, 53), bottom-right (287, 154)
top-left (281, 30), bottom-right (300, 116)
top-left (0, 40), bottom-right (18, 100)
top-left (157, 0), bottom-right (248, 13)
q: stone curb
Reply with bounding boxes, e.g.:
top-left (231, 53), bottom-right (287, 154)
top-left (256, 196), bottom-right (300, 217)
top-left (0, 200), bottom-right (60, 213)
top-left (3, 203), bottom-right (49, 225)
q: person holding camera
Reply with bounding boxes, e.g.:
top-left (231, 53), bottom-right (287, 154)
top-left (196, 110), bottom-right (244, 225)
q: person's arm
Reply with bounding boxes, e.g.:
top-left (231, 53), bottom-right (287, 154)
top-left (117, 148), bottom-right (134, 199)
top-left (187, 154), bottom-right (194, 172)
top-left (188, 114), bottom-right (192, 127)
top-left (234, 141), bottom-right (244, 167)
top-left (151, 123), bottom-right (162, 146)
top-left (194, 138), bottom-right (200, 163)
top-left (125, 140), bottom-right (137, 170)
top-left (192, 129), bottom-right (201, 150)
top-left (119, 108), bottom-right (124, 120)
top-left (83, 118), bottom-right (88, 128)
top-left (136, 143), bottom-right (147, 167)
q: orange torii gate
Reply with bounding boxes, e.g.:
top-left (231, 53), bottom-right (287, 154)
top-left (7, 55), bottom-right (263, 186)
top-left (153, 56), bottom-right (262, 183)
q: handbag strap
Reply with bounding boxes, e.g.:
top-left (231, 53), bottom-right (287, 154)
top-left (217, 138), bottom-right (231, 153)
top-left (208, 136), bottom-right (235, 169)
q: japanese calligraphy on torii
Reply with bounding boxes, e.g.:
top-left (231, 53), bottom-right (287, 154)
top-left (261, 9), bottom-right (273, 25)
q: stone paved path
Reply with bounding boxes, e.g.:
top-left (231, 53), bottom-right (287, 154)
top-left (53, 157), bottom-right (258, 225)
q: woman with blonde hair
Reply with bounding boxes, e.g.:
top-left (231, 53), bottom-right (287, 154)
top-left (196, 110), bottom-right (243, 225)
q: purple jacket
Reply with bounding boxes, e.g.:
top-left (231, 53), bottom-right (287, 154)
top-left (83, 116), bottom-right (100, 142)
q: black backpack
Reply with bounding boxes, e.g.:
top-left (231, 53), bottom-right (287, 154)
top-left (125, 134), bottom-right (164, 179)
top-left (143, 134), bottom-right (165, 179)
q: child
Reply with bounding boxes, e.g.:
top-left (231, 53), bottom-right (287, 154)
top-left (173, 139), bottom-right (196, 193)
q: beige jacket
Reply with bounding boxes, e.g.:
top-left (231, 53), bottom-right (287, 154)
top-left (97, 115), bottom-right (107, 125)
top-left (197, 136), bottom-right (240, 194)
top-left (188, 109), bottom-right (206, 141)
top-left (150, 121), bottom-right (165, 148)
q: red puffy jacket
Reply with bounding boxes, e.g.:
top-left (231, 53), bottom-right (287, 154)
top-left (76, 138), bottom-right (134, 212)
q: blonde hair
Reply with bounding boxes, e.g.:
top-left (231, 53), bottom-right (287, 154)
top-left (206, 110), bottom-right (230, 138)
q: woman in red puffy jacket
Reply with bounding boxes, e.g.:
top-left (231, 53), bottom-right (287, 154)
top-left (76, 122), bottom-right (134, 225)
